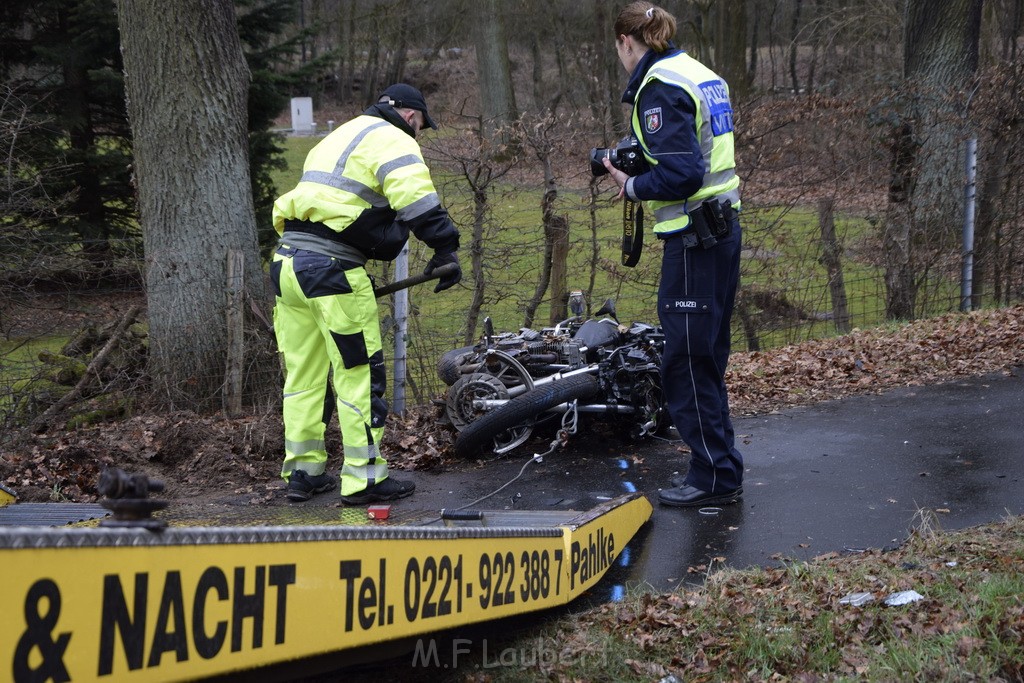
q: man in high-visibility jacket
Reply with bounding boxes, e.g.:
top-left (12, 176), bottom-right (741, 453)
top-left (271, 83), bottom-right (461, 504)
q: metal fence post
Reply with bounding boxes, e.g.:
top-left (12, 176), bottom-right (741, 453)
top-left (392, 246), bottom-right (409, 415)
top-left (961, 138), bottom-right (977, 312)
top-left (224, 249), bottom-right (244, 416)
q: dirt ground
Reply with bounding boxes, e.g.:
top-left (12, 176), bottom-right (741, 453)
top-left (0, 400), bottom-right (453, 507)
top-left (2, 300), bottom-right (1022, 508)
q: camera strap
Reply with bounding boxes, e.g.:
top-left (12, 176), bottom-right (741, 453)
top-left (622, 200), bottom-right (643, 267)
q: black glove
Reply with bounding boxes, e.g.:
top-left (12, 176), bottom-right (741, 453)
top-left (424, 251), bottom-right (462, 293)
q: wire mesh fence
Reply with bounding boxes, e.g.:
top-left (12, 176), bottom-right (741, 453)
top-left (3, 193), bottom-right (1020, 437)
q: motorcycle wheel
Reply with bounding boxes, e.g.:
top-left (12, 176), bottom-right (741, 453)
top-left (436, 345), bottom-right (476, 386)
top-left (454, 373), bottom-right (601, 458)
top-left (445, 373), bottom-right (510, 431)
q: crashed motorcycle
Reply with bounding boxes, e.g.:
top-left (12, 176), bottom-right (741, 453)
top-left (438, 299), bottom-right (670, 458)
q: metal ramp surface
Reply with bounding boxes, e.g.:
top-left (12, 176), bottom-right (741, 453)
top-left (0, 502), bottom-right (109, 527)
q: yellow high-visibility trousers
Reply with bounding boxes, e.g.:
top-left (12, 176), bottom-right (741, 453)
top-left (271, 246), bottom-right (389, 495)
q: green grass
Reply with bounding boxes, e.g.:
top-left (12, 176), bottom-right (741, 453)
top-left (741, 206), bottom-right (887, 343)
top-left (1, 337), bottom-right (58, 383)
top-left (733, 205), bottom-right (962, 347)
top-left (1, 337), bottom-right (53, 364)
top-left (269, 133), bottom-right (320, 194)
top-left (0, 337), bottom-right (63, 414)
top-left (447, 515), bottom-right (1024, 682)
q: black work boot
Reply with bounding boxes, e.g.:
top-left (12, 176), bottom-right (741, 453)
top-left (340, 477), bottom-right (415, 505)
top-left (286, 470), bottom-right (336, 502)
top-left (658, 483), bottom-right (743, 508)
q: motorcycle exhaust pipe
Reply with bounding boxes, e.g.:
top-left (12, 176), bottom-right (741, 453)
top-left (472, 399), bottom-right (635, 414)
top-left (575, 404), bottom-right (635, 414)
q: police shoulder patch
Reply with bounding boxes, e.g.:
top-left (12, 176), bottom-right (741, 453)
top-left (644, 107), bottom-right (663, 134)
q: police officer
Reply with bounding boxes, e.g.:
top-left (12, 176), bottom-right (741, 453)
top-left (603, 2), bottom-right (744, 507)
top-left (272, 83), bottom-right (461, 504)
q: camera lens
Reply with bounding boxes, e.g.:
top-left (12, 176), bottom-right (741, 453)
top-left (590, 148), bottom-right (610, 177)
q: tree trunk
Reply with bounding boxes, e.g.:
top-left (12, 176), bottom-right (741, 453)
top-left (522, 153), bottom-right (565, 329)
top-left (472, 0), bottom-right (518, 140)
top-left (224, 249), bottom-right (245, 416)
top-left (530, 33), bottom-right (552, 115)
top-left (746, 5), bottom-right (760, 89)
top-left (713, 0), bottom-right (750, 101)
top-left (981, 0), bottom-right (1024, 62)
top-left (973, 131), bottom-right (1015, 308)
top-left (548, 214), bottom-right (569, 326)
top-left (522, 247), bottom-right (550, 330)
top-left (341, 0), bottom-right (356, 102)
top-left (806, 0), bottom-right (822, 93)
top-left (882, 0), bottom-right (983, 320)
top-left (364, 39), bottom-right (382, 107)
top-left (883, 120), bottom-right (917, 320)
top-left (542, 150), bottom-right (569, 326)
top-left (690, 0), bottom-right (714, 64)
top-left (818, 197), bottom-right (851, 333)
top-left (65, 51), bottom-right (113, 270)
top-left (789, 0), bottom-right (803, 94)
top-left (736, 290), bottom-right (761, 352)
top-left (595, 0), bottom-right (624, 136)
top-left (587, 178), bottom-right (602, 312)
top-left (382, 0), bottom-right (410, 86)
top-left (1009, 0), bottom-right (1024, 60)
top-left (116, 0), bottom-right (266, 409)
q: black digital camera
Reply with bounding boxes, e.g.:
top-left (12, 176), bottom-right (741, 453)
top-left (590, 136), bottom-right (647, 177)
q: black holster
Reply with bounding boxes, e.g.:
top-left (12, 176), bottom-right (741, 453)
top-left (689, 199), bottom-right (732, 249)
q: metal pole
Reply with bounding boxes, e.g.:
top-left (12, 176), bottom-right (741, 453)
top-left (960, 138), bottom-right (977, 312)
top-left (392, 246), bottom-right (409, 415)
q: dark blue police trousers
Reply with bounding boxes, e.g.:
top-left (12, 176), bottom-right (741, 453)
top-left (657, 218), bottom-right (744, 493)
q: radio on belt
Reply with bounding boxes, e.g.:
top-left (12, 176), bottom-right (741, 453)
top-left (367, 504), bottom-right (390, 520)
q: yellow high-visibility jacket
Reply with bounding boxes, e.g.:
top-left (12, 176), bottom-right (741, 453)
top-left (273, 106), bottom-right (459, 262)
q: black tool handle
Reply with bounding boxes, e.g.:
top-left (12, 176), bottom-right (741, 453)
top-left (373, 262), bottom-right (459, 298)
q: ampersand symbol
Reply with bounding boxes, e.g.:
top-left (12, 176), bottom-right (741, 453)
top-left (12, 579), bottom-right (71, 683)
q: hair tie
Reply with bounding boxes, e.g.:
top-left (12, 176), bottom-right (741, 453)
top-left (645, 7), bottom-right (654, 18)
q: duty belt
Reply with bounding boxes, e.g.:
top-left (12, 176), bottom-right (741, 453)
top-left (664, 199), bottom-right (736, 249)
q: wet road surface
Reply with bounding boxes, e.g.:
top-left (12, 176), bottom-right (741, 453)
top-left (411, 369), bottom-right (1023, 597)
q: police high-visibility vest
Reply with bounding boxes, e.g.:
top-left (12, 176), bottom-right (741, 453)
top-left (631, 52), bottom-right (741, 235)
top-left (272, 114), bottom-right (442, 259)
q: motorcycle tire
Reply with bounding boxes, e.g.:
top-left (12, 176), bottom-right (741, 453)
top-left (454, 373), bottom-right (601, 458)
top-left (437, 345), bottom-right (476, 386)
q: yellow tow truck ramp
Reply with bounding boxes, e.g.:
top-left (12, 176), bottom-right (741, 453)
top-left (2, 493), bottom-right (652, 682)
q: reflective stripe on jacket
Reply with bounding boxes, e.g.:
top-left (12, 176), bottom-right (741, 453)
top-left (631, 52), bottom-right (741, 235)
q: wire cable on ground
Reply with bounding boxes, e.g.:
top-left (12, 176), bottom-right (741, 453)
top-left (449, 451), bottom-right (544, 512)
